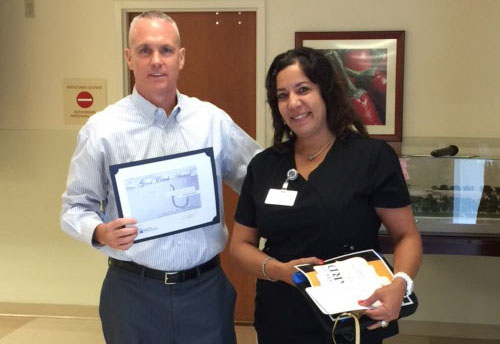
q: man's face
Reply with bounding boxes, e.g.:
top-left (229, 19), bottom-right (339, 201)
top-left (125, 18), bottom-right (185, 102)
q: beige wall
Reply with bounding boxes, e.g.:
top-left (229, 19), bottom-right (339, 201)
top-left (265, 0), bottom-right (500, 140)
top-left (0, 0), bottom-right (499, 331)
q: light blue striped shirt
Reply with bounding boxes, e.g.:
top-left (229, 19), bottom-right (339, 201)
top-left (61, 89), bottom-right (261, 271)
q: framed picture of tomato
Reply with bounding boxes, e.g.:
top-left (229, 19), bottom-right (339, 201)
top-left (295, 31), bottom-right (405, 143)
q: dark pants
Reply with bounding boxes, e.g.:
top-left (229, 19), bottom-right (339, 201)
top-left (99, 263), bottom-right (237, 344)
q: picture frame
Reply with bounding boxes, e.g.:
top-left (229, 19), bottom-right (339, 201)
top-left (295, 31), bottom-right (405, 143)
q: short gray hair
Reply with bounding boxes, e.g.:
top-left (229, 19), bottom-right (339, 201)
top-left (128, 11), bottom-right (181, 46)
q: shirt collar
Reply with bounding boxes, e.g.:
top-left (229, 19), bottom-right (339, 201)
top-left (173, 91), bottom-right (185, 119)
top-left (130, 88), bottom-right (183, 125)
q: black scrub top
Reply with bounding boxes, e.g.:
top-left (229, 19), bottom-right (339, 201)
top-left (235, 134), bottom-right (411, 261)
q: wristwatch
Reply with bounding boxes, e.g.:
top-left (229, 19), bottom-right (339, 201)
top-left (393, 272), bottom-right (414, 297)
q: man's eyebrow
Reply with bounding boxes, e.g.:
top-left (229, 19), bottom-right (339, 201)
top-left (134, 43), bottom-right (149, 50)
top-left (134, 43), bottom-right (175, 50)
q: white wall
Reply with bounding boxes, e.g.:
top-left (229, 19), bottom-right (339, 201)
top-left (265, 0), bottom-right (500, 140)
top-left (0, 0), bottom-right (499, 330)
top-left (0, 129), bottom-right (106, 305)
top-left (0, 0), bottom-right (123, 131)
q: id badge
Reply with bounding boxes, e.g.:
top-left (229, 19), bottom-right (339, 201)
top-left (264, 188), bottom-right (298, 207)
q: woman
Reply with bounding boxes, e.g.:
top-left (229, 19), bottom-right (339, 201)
top-left (229, 47), bottom-right (422, 344)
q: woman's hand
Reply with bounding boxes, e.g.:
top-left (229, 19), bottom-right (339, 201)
top-left (266, 257), bottom-right (323, 286)
top-left (358, 277), bottom-right (407, 330)
top-left (229, 222), bottom-right (324, 285)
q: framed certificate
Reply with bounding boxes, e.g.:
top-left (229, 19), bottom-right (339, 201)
top-left (109, 148), bottom-right (220, 243)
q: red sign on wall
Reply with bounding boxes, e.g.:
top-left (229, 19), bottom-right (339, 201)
top-left (64, 79), bottom-right (106, 125)
top-left (76, 91), bottom-right (94, 108)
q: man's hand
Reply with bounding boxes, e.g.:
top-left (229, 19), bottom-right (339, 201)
top-left (93, 218), bottom-right (138, 250)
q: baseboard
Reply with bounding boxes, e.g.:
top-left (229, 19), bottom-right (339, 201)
top-left (0, 303), bottom-right (253, 325)
top-left (1, 303), bottom-right (498, 340)
top-left (0, 302), bottom-right (99, 320)
top-left (398, 319), bottom-right (500, 340)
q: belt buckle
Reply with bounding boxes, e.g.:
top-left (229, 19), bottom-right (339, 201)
top-left (164, 272), bottom-right (177, 285)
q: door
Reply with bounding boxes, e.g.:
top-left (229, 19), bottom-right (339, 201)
top-left (127, 11), bottom-right (257, 323)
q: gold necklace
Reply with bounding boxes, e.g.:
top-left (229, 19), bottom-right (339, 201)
top-left (306, 138), bottom-right (334, 161)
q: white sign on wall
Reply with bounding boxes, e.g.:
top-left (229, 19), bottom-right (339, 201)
top-left (64, 79), bottom-right (107, 125)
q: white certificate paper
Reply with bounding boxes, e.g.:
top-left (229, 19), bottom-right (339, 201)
top-left (109, 148), bottom-right (220, 242)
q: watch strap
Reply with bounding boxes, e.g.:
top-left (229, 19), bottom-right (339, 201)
top-left (393, 271), bottom-right (413, 297)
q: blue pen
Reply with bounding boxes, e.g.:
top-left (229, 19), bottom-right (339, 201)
top-left (293, 272), bottom-right (308, 285)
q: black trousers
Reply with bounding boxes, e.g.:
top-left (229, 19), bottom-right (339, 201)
top-left (99, 263), bottom-right (237, 344)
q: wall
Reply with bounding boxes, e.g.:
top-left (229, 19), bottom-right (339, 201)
top-left (265, 0), bottom-right (500, 141)
top-left (0, 0), bottom-right (124, 307)
top-left (0, 0), bottom-right (499, 333)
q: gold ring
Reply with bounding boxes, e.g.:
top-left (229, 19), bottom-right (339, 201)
top-left (380, 320), bottom-right (389, 328)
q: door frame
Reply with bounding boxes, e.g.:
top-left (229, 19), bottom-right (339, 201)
top-left (113, 0), bottom-right (266, 146)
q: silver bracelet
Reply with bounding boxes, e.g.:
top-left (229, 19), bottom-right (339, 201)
top-left (261, 256), bottom-right (277, 282)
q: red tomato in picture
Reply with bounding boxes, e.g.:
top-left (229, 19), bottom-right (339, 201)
top-left (343, 49), bottom-right (372, 71)
top-left (370, 70), bottom-right (387, 98)
top-left (351, 92), bottom-right (382, 125)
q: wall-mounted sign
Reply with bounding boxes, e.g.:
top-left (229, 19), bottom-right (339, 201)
top-left (64, 79), bottom-right (107, 125)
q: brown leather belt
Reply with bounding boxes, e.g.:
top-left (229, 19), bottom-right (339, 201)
top-left (108, 255), bottom-right (219, 285)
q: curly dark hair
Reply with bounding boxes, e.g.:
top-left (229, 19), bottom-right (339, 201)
top-left (265, 47), bottom-right (368, 146)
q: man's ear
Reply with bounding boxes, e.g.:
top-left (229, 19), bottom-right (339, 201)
top-left (178, 47), bottom-right (186, 70)
top-left (125, 48), bottom-right (133, 70)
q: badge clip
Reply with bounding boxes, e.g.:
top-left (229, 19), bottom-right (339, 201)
top-left (282, 169), bottom-right (298, 189)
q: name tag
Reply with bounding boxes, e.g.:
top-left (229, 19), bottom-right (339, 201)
top-left (264, 188), bottom-right (298, 207)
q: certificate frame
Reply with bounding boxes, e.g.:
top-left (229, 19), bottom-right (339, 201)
top-left (295, 31), bottom-right (405, 143)
top-left (109, 148), bottom-right (220, 243)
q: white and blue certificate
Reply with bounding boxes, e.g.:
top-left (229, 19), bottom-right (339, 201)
top-left (110, 148), bottom-right (220, 243)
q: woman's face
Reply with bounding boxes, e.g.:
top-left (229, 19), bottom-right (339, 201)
top-left (276, 62), bottom-right (328, 140)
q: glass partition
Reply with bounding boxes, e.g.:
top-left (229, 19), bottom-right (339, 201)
top-left (404, 156), bottom-right (500, 236)
top-left (380, 155), bottom-right (500, 256)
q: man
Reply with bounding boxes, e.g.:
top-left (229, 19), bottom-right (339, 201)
top-left (61, 11), bottom-right (260, 344)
